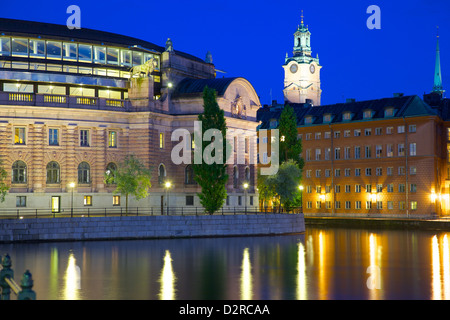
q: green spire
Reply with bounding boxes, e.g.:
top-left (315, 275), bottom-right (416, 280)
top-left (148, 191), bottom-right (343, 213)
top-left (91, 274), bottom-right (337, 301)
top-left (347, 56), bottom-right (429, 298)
top-left (433, 26), bottom-right (443, 93)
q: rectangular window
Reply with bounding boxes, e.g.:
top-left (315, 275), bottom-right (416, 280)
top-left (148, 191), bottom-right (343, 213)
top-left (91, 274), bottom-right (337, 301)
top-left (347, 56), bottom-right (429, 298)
top-left (84, 195), bottom-right (92, 206)
top-left (355, 201), bottom-right (361, 209)
top-left (366, 201), bottom-right (372, 209)
top-left (315, 148), bottom-right (321, 160)
top-left (345, 201), bottom-right (351, 209)
top-left (388, 201), bottom-right (394, 210)
top-left (0, 37), bottom-right (11, 56)
top-left (376, 201), bottom-right (383, 209)
top-left (365, 128), bottom-right (371, 136)
top-left (334, 131), bottom-right (340, 139)
top-left (335, 185), bottom-right (341, 193)
top-left (113, 195), bottom-right (120, 206)
top-left (14, 127), bottom-right (26, 145)
top-left (335, 169), bottom-right (340, 177)
top-left (324, 132), bottom-right (331, 139)
top-left (93, 46), bottom-right (106, 64)
top-left (109, 131), bottom-right (117, 148)
top-left (399, 201), bottom-right (406, 210)
top-left (365, 184), bottom-right (372, 193)
top-left (345, 168), bottom-right (351, 177)
top-left (315, 132), bottom-right (321, 140)
top-left (306, 149), bottom-right (311, 161)
top-left (376, 167), bottom-right (382, 176)
top-left (409, 125), bottom-right (416, 133)
top-left (365, 146), bottom-right (371, 158)
top-left (49, 128), bottom-right (59, 146)
top-left (79, 44), bottom-right (93, 62)
top-left (106, 48), bottom-right (119, 65)
top-left (354, 146), bottom-right (361, 159)
top-left (411, 201), bottom-right (418, 210)
top-left (398, 125), bottom-right (405, 133)
top-left (344, 130), bottom-right (351, 137)
top-left (325, 201), bottom-right (331, 209)
top-left (325, 169), bottom-right (331, 177)
top-left (63, 42), bottom-right (77, 60)
top-left (325, 148), bottom-right (331, 160)
top-left (335, 147), bottom-right (341, 160)
top-left (365, 168), bottom-right (372, 176)
top-left (355, 184), bottom-right (361, 193)
top-left (345, 185), bottom-right (351, 193)
top-left (410, 184), bottom-right (417, 193)
top-left (387, 144), bottom-right (394, 157)
top-left (120, 49), bottom-right (131, 66)
top-left (376, 184), bottom-right (383, 193)
top-left (399, 184), bottom-right (406, 193)
top-left (306, 185), bottom-right (312, 193)
top-left (355, 168), bottom-right (361, 176)
top-left (410, 143), bottom-right (417, 156)
top-left (29, 39), bottom-right (45, 58)
top-left (344, 147), bottom-right (351, 159)
top-left (387, 167), bottom-right (393, 176)
top-left (315, 170), bottom-right (321, 178)
top-left (376, 145), bottom-right (382, 158)
top-left (16, 196), bottom-right (26, 207)
top-left (80, 129), bottom-right (90, 147)
top-left (306, 170), bottom-right (311, 178)
top-left (159, 132), bottom-right (165, 149)
top-left (238, 196), bottom-right (242, 206)
top-left (46, 41), bottom-right (62, 59)
top-left (410, 166), bottom-right (417, 175)
top-left (325, 185), bottom-right (331, 193)
top-left (316, 201), bottom-right (321, 209)
top-left (307, 201), bottom-right (312, 209)
top-left (398, 144), bottom-right (405, 156)
top-left (398, 166), bottom-right (405, 176)
top-left (387, 184), bottom-right (394, 193)
top-left (11, 38), bottom-right (28, 57)
top-left (186, 195), bottom-right (194, 206)
top-left (354, 129), bottom-right (361, 137)
top-left (316, 186), bottom-right (321, 193)
top-left (375, 127), bottom-right (382, 135)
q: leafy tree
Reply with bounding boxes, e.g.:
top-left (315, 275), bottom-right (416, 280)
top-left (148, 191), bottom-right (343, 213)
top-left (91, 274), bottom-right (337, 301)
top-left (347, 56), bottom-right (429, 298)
top-left (279, 104), bottom-right (304, 170)
top-left (256, 168), bottom-right (276, 210)
top-left (0, 160), bottom-right (9, 203)
top-left (270, 160), bottom-right (302, 212)
top-left (104, 154), bottom-right (152, 214)
top-left (193, 86), bottom-right (228, 214)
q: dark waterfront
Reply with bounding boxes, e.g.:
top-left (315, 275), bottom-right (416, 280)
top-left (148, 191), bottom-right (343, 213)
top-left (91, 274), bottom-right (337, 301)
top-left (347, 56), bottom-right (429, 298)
top-left (1, 227), bottom-right (449, 300)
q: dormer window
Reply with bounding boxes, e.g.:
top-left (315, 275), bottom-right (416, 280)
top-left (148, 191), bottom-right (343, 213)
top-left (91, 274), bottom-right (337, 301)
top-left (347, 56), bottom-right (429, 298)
top-left (384, 108), bottom-right (394, 118)
top-left (305, 116), bottom-right (313, 125)
top-left (323, 114), bottom-right (332, 123)
top-left (363, 110), bottom-right (373, 119)
top-left (342, 112), bottom-right (352, 121)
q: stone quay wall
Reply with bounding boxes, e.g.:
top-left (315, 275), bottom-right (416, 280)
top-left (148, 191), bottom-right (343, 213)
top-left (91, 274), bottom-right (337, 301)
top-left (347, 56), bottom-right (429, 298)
top-left (0, 214), bottom-right (305, 243)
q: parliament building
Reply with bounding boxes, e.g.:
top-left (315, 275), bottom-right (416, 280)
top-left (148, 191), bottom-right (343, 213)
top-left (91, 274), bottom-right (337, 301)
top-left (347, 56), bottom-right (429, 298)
top-left (0, 18), bottom-right (259, 213)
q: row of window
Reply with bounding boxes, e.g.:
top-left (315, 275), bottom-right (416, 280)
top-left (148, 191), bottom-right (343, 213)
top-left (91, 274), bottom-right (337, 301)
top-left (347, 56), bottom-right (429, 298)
top-left (305, 183), bottom-right (418, 194)
top-left (11, 160), bottom-right (117, 184)
top-left (305, 143), bottom-right (417, 161)
top-left (13, 127), bottom-right (119, 148)
top-left (301, 125), bottom-right (416, 140)
top-left (305, 166), bottom-right (417, 178)
top-left (306, 200), bottom-right (418, 210)
top-left (0, 37), bottom-right (160, 69)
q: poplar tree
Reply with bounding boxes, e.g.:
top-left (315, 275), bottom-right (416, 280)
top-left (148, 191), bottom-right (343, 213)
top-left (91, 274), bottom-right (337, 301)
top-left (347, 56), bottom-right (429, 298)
top-left (194, 86), bottom-right (228, 214)
top-left (279, 104), bottom-right (303, 170)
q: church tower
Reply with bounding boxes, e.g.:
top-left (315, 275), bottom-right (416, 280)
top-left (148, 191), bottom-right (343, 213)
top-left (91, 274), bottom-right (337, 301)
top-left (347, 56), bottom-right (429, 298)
top-left (283, 11), bottom-right (322, 106)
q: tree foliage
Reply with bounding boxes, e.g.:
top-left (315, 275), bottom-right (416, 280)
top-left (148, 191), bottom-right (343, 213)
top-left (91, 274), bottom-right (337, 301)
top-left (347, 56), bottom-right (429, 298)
top-left (279, 104), bottom-right (304, 170)
top-left (268, 160), bottom-right (302, 211)
top-left (104, 154), bottom-right (152, 213)
top-left (0, 160), bottom-right (9, 203)
top-left (193, 86), bottom-right (228, 214)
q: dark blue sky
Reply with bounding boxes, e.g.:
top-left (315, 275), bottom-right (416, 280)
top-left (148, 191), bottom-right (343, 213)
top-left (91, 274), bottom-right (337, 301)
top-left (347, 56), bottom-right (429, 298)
top-left (1, 0), bottom-right (448, 106)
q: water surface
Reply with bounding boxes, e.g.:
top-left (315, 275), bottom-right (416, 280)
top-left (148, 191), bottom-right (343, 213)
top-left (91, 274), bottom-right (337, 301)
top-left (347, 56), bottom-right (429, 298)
top-left (1, 227), bottom-right (449, 300)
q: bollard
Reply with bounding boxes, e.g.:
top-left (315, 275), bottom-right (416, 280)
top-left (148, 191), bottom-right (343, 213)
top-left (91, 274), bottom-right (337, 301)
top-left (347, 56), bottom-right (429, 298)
top-left (18, 270), bottom-right (36, 300)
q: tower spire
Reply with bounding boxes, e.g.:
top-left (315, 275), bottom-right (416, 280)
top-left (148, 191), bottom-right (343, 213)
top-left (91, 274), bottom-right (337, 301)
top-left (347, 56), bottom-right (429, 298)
top-left (301, 10), bottom-right (304, 25)
top-left (433, 26), bottom-right (443, 93)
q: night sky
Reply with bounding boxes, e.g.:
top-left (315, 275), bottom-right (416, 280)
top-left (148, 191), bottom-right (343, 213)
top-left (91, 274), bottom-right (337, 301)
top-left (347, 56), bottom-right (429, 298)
top-left (1, 0), bottom-right (449, 106)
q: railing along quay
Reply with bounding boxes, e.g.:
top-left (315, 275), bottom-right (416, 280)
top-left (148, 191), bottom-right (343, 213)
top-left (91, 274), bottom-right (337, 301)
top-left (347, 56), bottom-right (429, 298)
top-left (0, 254), bottom-right (36, 300)
top-left (0, 206), bottom-right (303, 219)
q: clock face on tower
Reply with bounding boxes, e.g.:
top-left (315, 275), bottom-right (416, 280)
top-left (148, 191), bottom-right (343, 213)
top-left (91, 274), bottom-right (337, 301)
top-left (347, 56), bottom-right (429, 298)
top-left (290, 64), bottom-right (298, 74)
top-left (310, 64), bottom-right (315, 74)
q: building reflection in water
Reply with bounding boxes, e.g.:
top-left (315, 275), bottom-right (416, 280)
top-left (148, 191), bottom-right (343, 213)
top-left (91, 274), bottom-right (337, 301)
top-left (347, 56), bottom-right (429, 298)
top-left (64, 252), bottom-right (81, 300)
top-left (368, 233), bottom-right (382, 300)
top-left (159, 250), bottom-right (176, 300)
top-left (296, 242), bottom-right (307, 300)
top-left (240, 248), bottom-right (253, 300)
top-left (431, 234), bottom-right (450, 300)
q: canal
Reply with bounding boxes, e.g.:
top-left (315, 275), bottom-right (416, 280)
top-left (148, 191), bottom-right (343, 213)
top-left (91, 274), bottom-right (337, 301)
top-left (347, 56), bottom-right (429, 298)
top-left (0, 227), bottom-right (449, 300)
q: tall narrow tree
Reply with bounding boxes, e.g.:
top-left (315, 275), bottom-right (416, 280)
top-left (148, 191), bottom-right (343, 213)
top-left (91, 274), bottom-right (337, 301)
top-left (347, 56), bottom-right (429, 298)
top-left (193, 86), bottom-right (228, 214)
top-left (279, 104), bottom-right (303, 170)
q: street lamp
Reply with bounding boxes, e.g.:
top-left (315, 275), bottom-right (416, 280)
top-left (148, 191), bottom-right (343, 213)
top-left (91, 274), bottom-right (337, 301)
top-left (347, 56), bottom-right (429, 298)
top-left (164, 181), bottom-right (172, 215)
top-left (243, 182), bottom-right (249, 214)
top-left (298, 185), bottom-right (304, 213)
top-left (69, 182), bottom-right (75, 217)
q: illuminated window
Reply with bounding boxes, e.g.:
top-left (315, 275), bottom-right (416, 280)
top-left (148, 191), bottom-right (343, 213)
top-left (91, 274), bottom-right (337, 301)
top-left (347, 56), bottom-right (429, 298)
top-left (63, 42), bottom-right (77, 61)
top-left (376, 201), bottom-right (382, 209)
top-left (79, 44), bottom-right (92, 62)
top-left (345, 201), bottom-right (351, 209)
top-left (411, 201), bottom-right (417, 210)
top-left (14, 127), bottom-right (26, 145)
top-left (84, 195), bottom-right (92, 206)
top-left (0, 37), bottom-right (11, 56)
top-left (46, 41), bottom-right (62, 59)
top-left (93, 46), bottom-right (106, 64)
top-left (11, 38), bottom-right (28, 57)
top-left (113, 195), bottom-right (120, 206)
top-left (409, 143), bottom-right (416, 156)
top-left (363, 110), bottom-right (373, 119)
top-left (387, 201), bottom-right (394, 209)
top-left (29, 39), bottom-right (45, 58)
top-left (159, 132), bottom-right (165, 149)
top-left (355, 201), bottom-right (361, 209)
top-left (109, 131), bottom-right (117, 148)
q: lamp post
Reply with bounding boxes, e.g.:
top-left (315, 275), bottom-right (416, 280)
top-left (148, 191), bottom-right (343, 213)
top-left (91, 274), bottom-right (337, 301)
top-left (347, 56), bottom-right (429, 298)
top-left (243, 182), bottom-right (249, 214)
top-left (298, 185), bottom-right (304, 213)
top-left (164, 181), bottom-right (172, 215)
top-left (69, 182), bottom-right (75, 217)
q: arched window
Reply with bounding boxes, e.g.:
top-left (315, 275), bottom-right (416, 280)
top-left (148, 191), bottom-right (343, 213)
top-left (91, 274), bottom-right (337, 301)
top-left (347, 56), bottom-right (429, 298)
top-left (185, 165), bottom-right (196, 185)
top-left (245, 166), bottom-right (250, 182)
top-left (46, 161), bottom-right (60, 183)
top-left (158, 164), bottom-right (166, 184)
top-left (233, 166), bottom-right (238, 188)
top-left (78, 162), bottom-right (90, 184)
top-left (105, 162), bottom-right (117, 184)
top-left (12, 160), bottom-right (27, 183)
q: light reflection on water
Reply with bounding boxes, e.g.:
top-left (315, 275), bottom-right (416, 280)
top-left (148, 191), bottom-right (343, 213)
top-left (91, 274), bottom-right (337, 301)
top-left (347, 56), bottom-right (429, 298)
top-left (1, 227), bottom-right (450, 300)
